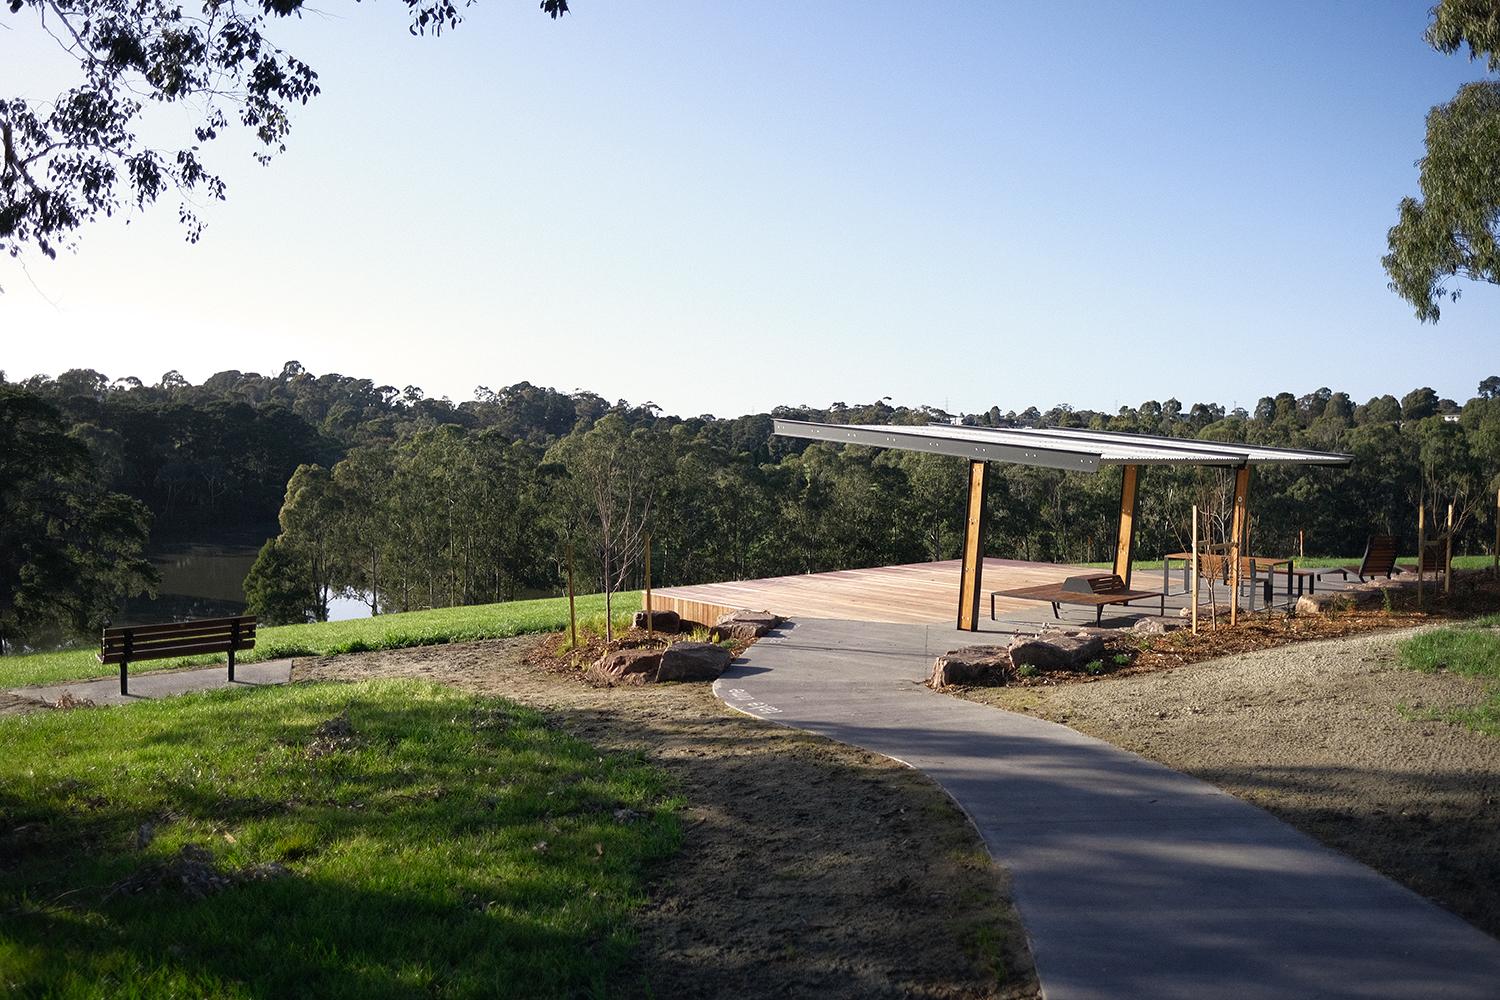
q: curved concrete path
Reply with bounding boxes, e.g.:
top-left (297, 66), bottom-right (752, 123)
top-left (715, 618), bottom-right (1500, 1000)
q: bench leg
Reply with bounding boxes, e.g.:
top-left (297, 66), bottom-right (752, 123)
top-left (120, 660), bottom-right (128, 697)
top-left (990, 593), bottom-right (996, 621)
top-left (228, 646), bottom-right (236, 683)
top-left (1095, 605), bottom-right (1103, 625)
top-left (1051, 602), bottom-right (1060, 620)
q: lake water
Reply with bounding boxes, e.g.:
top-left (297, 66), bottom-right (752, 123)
top-left (121, 542), bottom-right (372, 626)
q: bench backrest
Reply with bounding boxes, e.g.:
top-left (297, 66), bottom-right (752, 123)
top-left (1416, 540), bottom-right (1446, 572)
top-left (101, 615), bottom-right (257, 665)
top-left (1359, 535), bottom-right (1399, 576)
top-left (1062, 573), bottom-right (1126, 595)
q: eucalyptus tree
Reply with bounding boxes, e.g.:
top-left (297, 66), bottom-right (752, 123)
top-left (0, 387), bottom-right (155, 652)
top-left (2, 0), bottom-right (568, 261)
top-left (546, 415), bottom-right (667, 642)
top-left (1385, 0), bottom-right (1500, 320)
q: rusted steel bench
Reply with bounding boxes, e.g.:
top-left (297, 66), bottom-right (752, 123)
top-left (99, 615), bottom-right (257, 696)
top-left (992, 573), bottom-right (1165, 626)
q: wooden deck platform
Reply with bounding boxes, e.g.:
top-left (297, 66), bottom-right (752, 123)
top-left (646, 558), bottom-right (1093, 626)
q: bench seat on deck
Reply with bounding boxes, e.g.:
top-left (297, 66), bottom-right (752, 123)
top-left (992, 573), bottom-right (1165, 626)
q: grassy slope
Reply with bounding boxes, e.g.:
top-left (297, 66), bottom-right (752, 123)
top-left (0, 591), bottom-right (641, 689)
top-left (1399, 615), bottom-right (1500, 736)
top-left (1084, 555), bottom-right (1494, 573)
top-left (0, 680), bottom-right (679, 998)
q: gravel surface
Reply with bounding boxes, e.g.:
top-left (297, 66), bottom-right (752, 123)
top-left (964, 628), bottom-right (1500, 938)
top-left (294, 637), bottom-right (1039, 999)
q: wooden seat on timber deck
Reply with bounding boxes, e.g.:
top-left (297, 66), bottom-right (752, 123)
top-left (99, 615), bottom-right (256, 696)
top-left (992, 573), bottom-right (1166, 626)
top-left (1320, 535), bottom-right (1402, 583)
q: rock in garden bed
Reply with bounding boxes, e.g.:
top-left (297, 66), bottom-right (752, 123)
top-left (929, 646), bottom-right (1013, 689)
top-left (586, 648), bottom-right (664, 686)
top-left (658, 641), bottom-right (733, 682)
top-left (712, 610), bottom-right (785, 642)
top-left (586, 640), bottom-right (733, 685)
top-left (1009, 632), bottom-right (1105, 671)
top-left (632, 609), bottom-right (682, 633)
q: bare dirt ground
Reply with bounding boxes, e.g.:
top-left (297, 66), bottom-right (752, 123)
top-left (295, 638), bottom-right (1040, 999)
top-left (960, 629), bottom-right (1500, 938)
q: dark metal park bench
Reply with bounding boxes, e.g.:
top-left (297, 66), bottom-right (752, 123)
top-left (992, 573), bottom-right (1166, 626)
top-left (100, 615), bottom-right (257, 696)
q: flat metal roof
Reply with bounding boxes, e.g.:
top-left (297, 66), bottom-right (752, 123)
top-left (772, 420), bottom-right (1353, 472)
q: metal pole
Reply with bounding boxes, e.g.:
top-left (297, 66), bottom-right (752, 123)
top-left (566, 543), bottom-right (577, 648)
top-left (644, 532), bottom-right (653, 638)
top-left (1191, 504), bottom-right (1199, 635)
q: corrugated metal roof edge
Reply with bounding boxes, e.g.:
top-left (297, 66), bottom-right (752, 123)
top-left (771, 419), bottom-right (1353, 468)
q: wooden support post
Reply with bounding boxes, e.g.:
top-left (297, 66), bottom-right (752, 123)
top-left (644, 532), bottom-right (653, 638)
top-left (1228, 465), bottom-right (1250, 626)
top-left (1112, 464), bottom-right (1141, 588)
top-left (1299, 529), bottom-right (1305, 558)
top-left (956, 460), bottom-right (990, 631)
top-left (566, 543), bottom-right (578, 648)
top-left (1191, 504), bottom-right (1200, 635)
top-left (1445, 503), bottom-right (1454, 595)
top-left (1417, 503), bottom-right (1426, 610)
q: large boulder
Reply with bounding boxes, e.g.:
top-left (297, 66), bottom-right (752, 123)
top-left (632, 609), bottom-right (681, 633)
top-left (658, 641), bottom-right (733, 682)
top-left (1009, 633), bottom-right (1105, 671)
top-left (587, 648), bottom-right (662, 686)
top-left (930, 646), bottom-right (1012, 689)
top-left (712, 610), bottom-right (785, 642)
top-left (1295, 586), bottom-right (1387, 616)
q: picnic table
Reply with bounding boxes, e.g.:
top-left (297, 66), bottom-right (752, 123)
top-left (1161, 553), bottom-right (1303, 611)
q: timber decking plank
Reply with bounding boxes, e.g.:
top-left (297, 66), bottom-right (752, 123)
top-left (648, 559), bottom-right (1091, 625)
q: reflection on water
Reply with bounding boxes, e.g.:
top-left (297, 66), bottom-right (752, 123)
top-left (121, 542), bottom-right (373, 626)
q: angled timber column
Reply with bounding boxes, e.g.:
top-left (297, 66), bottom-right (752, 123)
top-left (1112, 464), bottom-right (1142, 588)
top-left (956, 459), bottom-right (991, 631)
top-left (1228, 463), bottom-right (1251, 626)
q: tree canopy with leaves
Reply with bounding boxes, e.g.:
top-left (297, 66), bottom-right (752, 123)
top-left (1385, 0), bottom-right (1500, 320)
top-left (1, 0), bottom-right (568, 260)
top-left (0, 386), bottom-right (156, 653)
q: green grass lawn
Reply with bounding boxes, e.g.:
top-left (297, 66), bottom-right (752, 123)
top-left (0, 592), bottom-right (641, 689)
top-left (1398, 615), bottom-right (1500, 736)
top-left (0, 680), bottom-right (679, 998)
top-left (1085, 554), bottom-right (1494, 573)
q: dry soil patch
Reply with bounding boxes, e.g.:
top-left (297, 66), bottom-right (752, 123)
top-left (960, 629), bottom-right (1500, 937)
top-left (294, 637), bottom-right (1039, 999)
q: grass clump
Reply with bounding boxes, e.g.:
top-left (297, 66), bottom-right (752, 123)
top-left (0, 680), bottom-right (679, 998)
top-left (0, 591), bottom-right (642, 688)
top-left (1399, 616), bottom-right (1500, 736)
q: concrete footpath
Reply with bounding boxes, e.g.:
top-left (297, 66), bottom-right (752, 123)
top-left (715, 618), bottom-right (1500, 1000)
top-left (13, 659), bottom-right (294, 707)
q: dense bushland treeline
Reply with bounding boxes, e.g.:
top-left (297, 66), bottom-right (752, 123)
top-left (5, 365), bottom-right (1499, 631)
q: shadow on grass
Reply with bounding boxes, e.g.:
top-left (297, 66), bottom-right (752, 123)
top-left (0, 683), bottom-right (677, 999)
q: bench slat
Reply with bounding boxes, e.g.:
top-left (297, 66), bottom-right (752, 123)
top-left (100, 637), bottom-right (257, 665)
top-left (102, 615), bottom-right (256, 641)
top-left (102, 625), bottom-right (256, 652)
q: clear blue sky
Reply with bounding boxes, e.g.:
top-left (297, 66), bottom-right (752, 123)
top-left (3, 1), bottom-right (1495, 415)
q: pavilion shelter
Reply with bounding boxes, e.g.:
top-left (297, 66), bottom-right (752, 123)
top-left (771, 420), bottom-right (1354, 631)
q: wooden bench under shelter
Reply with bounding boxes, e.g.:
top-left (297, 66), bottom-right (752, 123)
top-left (1318, 534), bottom-right (1401, 584)
top-left (992, 573), bottom-right (1165, 626)
top-left (99, 615), bottom-right (257, 696)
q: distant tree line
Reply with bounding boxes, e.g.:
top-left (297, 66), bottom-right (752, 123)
top-left (5, 365), bottom-right (1499, 631)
